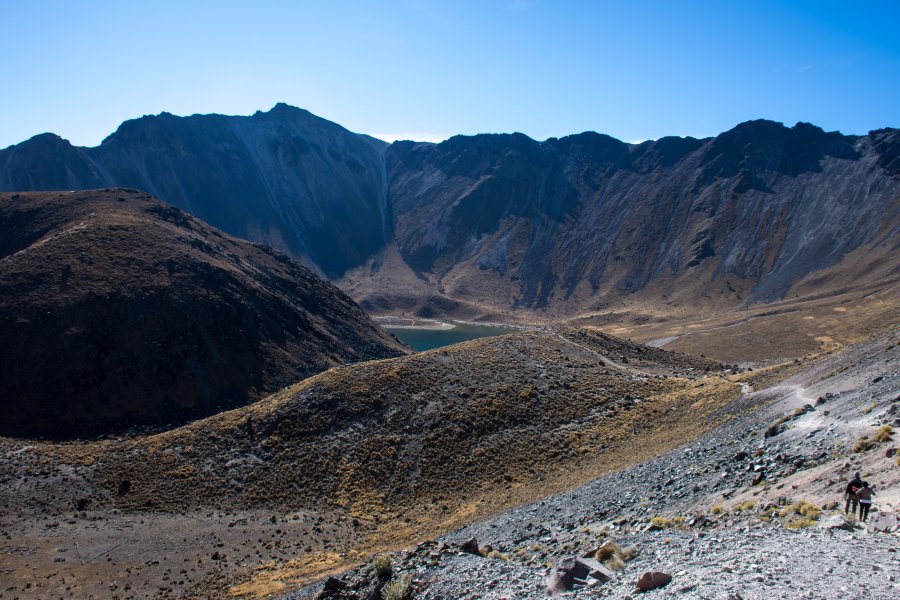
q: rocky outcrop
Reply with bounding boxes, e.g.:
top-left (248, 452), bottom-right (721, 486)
top-left (0, 189), bottom-right (406, 438)
top-left (378, 120), bottom-right (899, 314)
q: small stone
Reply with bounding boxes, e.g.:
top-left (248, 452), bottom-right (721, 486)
top-left (635, 571), bottom-right (672, 592)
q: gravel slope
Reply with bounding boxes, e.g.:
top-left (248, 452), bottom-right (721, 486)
top-left (294, 330), bottom-right (900, 599)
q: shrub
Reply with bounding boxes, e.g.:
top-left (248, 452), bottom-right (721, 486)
top-left (785, 517), bottom-right (817, 530)
top-left (710, 504), bottom-right (723, 514)
top-left (650, 516), bottom-right (671, 528)
top-left (735, 500), bottom-right (756, 512)
top-left (593, 541), bottom-right (637, 571)
top-left (873, 425), bottom-right (893, 443)
top-left (373, 554), bottom-right (392, 578)
top-left (381, 574), bottom-right (412, 600)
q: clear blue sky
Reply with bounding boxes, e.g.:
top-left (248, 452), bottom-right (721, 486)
top-left (1, 0), bottom-right (898, 149)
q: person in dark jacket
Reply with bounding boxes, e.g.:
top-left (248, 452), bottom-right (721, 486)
top-left (857, 482), bottom-right (875, 522)
top-left (845, 472), bottom-right (863, 514)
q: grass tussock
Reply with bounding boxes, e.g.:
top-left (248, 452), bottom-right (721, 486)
top-left (373, 554), bottom-right (392, 578)
top-left (779, 499), bottom-right (821, 529)
top-left (873, 425), bottom-right (893, 443)
top-left (592, 540), bottom-right (638, 571)
top-left (734, 500), bottom-right (756, 512)
top-left (381, 574), bottom-right (412, 600)
top-left (853, 436), bottom-right (875, 453)
top-left (650, 516), bottom-right (672, 528)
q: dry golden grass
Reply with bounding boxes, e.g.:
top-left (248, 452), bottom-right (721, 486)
top-left (2, 329), bottom-right (742, 596)
top-left (873, 425), bottom-right (894, 443)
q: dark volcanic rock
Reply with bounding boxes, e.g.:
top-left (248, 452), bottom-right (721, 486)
top-left (382, 120), bottom-right (899, 311)
top-left (635, 571), bottom-right (672, 592)
top-left (2, 107), bottom-right (898, 315)
top-left (0, 105), bottom-right (391, 278)
top-left (0, 189), bottom-right (406, 438)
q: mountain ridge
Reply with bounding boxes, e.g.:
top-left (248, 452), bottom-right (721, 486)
top-left (2, 105), bottom-right (898, 320)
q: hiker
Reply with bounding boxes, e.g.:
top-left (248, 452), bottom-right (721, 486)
top-left (844, 472), bottom-right (863, 514)
top-left (857, 482), bottom-right (875, 522)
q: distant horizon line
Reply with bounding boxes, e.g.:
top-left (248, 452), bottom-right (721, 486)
top-left (5, 102), bottom-right (894, 151)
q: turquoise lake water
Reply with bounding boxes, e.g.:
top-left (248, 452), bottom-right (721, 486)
top-left (384, 323), bottom-right (517, 351)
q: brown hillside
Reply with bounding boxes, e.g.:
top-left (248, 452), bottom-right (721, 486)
top-left (0, 329), bottom-right (743, 597)
top-left (0, 189), bottom-right (407, 438)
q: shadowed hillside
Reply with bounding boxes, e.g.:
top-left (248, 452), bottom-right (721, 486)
top-left (0, 189), bottom-right (407, 438)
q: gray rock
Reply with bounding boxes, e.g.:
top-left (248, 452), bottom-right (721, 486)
top-left (547, 556), bottom-right (614, 596)
top-left (819, 515), bottom-right (854, 531)
top-left (867, 512), bottom-right (899, 533)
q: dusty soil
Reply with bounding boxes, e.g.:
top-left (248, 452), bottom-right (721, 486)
top-left (585, 279), bottom-right (900, 364)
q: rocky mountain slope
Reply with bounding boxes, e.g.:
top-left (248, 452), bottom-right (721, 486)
top-left (4, 326), bottom-right (896, 599)
top-left (291, 329), bottom-right (900, 600)
top-left (0, 329), bottom-right (740, 598)
top-left (0, 189), bottom-right (406, 438)
top-left (2, 106), bottom-right (897, 319)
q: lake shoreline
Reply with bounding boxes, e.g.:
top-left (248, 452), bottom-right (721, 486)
top-left (375, 316), bottom-right (535, 331)
top-left (375, 318), bottom-right (526, 351)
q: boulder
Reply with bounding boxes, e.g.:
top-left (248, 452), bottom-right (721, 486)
top-left (547, 556), bottom-right (614, 595)
top-left (819, 515), bottom-right (854, 531)
top-left (867, 512), bottom-right (899, 533)
top-left (635, 571), bottom-right (672, 592)
top-left (459, 537), bottom-right (481, 555)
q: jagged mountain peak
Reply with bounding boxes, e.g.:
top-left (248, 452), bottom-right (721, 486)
top-left (2, 107), bottom-right (898, 316)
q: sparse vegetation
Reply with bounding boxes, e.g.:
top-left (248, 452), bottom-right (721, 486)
top-left (593, 540), bottom-right (638, 571)
top-left (711, 504), bottom-right (723, 514)
top-left (734, 500), bottom-right (756, 512)
top-left (373, 553), bottom-right (393, 578)
top-left (778, 499), bottom-right (821, 529)
top-left (873, 425), bottom-right (893, 442)
top-left (381, 574), bottom-right (412, 600)
top-left (853, 436), bottom-right (875, 453)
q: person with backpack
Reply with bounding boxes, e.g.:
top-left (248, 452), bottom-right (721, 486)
top-left (857, 482), bottom-right (875, 522)
top-left (844, 472), bottom-right (863, 514)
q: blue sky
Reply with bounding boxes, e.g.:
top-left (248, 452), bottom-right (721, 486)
top-left (1, 0), bottom-right (897, 148)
